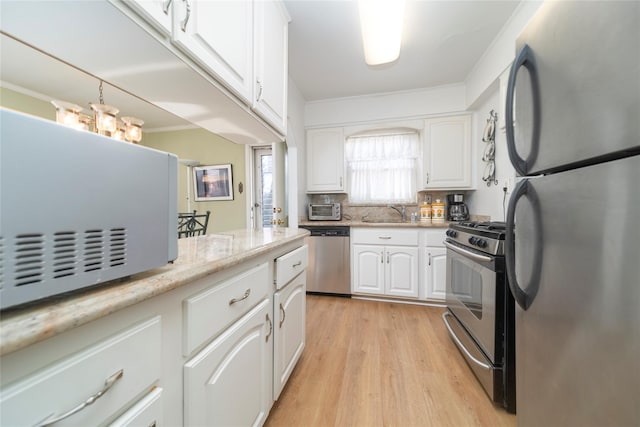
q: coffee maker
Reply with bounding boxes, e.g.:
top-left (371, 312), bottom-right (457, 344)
top-left (446, 193), bottom-right (469, 221)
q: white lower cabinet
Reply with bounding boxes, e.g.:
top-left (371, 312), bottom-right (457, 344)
top-left (109, 387), bottom-right (163, 427)
top-left (425, 247), bottom-right (447, 300)
top-left (351, 228), bottom-right (419, 298)
top-left (184, 299), bottom-right (273, 427)
top-left (422, 229), bottom-right (448, 301)
top-left (273, 272), bottom-right (306, 399)
top-left (0, 317), bottom-right (162, 426)
top-left (0, 241), bottom-right (307, 427)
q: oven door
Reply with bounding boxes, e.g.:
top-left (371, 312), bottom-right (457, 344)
top-left (444, 240), bottom-right (499, 363)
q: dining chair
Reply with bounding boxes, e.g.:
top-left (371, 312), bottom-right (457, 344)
top-left (178, 210), bottom-right (211, 238)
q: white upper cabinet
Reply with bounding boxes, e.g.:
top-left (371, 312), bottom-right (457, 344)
top-left (253, 0), bottom-right (290, 134)
top-left (125, 0), bottom-right (172, 35)
top-left (423, 115), bottom-right (472, 189)
top-left (306, 127), bottom-right (346, 193)
top-left (172, 0), bottom-right (254, 104)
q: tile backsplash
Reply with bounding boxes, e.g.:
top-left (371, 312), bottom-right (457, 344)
top-left (305, 192), bottom-right (490, 223)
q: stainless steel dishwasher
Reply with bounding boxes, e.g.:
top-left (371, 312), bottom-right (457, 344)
top-left (299, 225), bottom-right (351, 296)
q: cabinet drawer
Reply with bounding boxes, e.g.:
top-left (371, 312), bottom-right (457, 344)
top-left (351, 228), bottom-right (418, 246)
top-left (183, 262), bottom-right (269, 355)
top-left (275, 245), bottom-right (308, 290)
top-left (0, 317), bottom-right (161, 426)
top-left (109, 387), bottom-right (163, 427)
top-left (424, 229), bottom-right (447, 247)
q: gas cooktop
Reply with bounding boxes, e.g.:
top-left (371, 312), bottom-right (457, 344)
top-left (446, 221), bottom-right (506, 255)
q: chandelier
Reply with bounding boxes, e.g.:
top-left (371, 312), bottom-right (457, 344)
top-left (51, 81), bottom-right (144, 143)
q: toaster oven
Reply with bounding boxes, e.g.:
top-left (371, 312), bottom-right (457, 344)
top-left (308, 203), bottom-right (341, 221)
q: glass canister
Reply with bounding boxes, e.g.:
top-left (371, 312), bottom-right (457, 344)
top-left (432, 199), bottom-right (445, 222)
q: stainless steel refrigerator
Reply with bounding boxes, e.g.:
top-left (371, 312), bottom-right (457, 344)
top-left (504, 2), bottom-right (640, 426)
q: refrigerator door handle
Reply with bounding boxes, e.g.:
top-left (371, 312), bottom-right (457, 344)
top-left (506, 179), bottom-right (543, 310)
top-left (506, 44), bottom-right (541, 176)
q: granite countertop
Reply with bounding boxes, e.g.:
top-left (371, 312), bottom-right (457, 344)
top-left (299, 219), bottom-right (450, 228)
top-left (0, 227), bottom-right (309, 356)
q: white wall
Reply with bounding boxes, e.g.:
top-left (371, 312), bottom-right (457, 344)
top-left (465, 81), bottom-right (516, 221)
top-left (304, 84), bottom-right (466, 128)
top-left (286, 77), bottom-right (307, 225)
top-left (464, 0), bottom-right (543, 109)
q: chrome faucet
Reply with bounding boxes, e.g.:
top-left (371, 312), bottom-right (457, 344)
top-left (387, 205), bottom-right (406, 222)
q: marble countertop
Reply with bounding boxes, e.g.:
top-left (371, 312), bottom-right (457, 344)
top-left (0, 227), bottom-right (309, 356)
top-left (299, 219), bottom-right (450, 228)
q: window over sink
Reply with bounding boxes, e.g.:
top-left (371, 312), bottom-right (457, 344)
top-left (345, 129), bottom-right (419, 204)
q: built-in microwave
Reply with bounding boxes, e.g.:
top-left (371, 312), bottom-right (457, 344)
top-left (0, 109), bottom-right (178, 310)
top-left (308, 203), bottom-right (341, 221)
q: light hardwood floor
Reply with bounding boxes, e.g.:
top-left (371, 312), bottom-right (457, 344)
top-left (265, 295), bottom-right (516, 427)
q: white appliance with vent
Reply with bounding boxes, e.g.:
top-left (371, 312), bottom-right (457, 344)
top-left (0, 109), bottom-right (178, 310)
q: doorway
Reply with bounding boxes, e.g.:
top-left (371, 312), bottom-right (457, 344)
top-left (253, 147), bottom-right (273, 229)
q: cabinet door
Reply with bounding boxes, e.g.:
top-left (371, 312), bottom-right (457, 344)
top-left (172, 0), bottom-right (254, 103)
top-left (425, 247), bottom-right (447, 300)
top-left (253, 0), bottom-right (289, 134)
top-left (352, 244), bottom-right (384, 295)
top-left (184, 299), bottom-right (272, 427)
top-left (423, 115), bottom-right (472, 188)
top-left (306, 128), bottom-right (345, 192)
top-left (385, 246), bottom-right (419, 298)
top-left (125, 0), bottom-right (172, 35)
top-left (273, 273), bottom-right (306, 400)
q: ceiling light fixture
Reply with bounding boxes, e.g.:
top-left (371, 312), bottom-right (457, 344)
top-left (51, 80), bottom-right (144, 143)
top-left (358, 0), bottom-right (405, 66)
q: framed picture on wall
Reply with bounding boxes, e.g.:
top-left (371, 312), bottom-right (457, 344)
top-left (193, 164), bottom-right (234, 201)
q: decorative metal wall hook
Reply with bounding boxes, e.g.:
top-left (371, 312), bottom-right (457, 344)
top-left (482, 110), bottom-right (498, 186)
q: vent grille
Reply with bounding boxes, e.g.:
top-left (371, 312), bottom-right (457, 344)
top-left (3, 227), bottom-right (128, 293)
top-left (109, 228), bottom-right (127, 267)
top-left (53, 231), bottom-right (77, 279)
top-left (14, 234), bottom-right (44, 286)
top-left (83, 229), bottom-right (105, 272)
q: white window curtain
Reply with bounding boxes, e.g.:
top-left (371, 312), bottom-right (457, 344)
top-left (345, 130), bottom-right (419, 204)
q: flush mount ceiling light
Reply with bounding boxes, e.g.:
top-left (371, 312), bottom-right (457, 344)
top-left (358, 0), bottom-right (405, 66)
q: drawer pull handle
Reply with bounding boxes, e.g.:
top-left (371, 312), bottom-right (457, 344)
top-left (292, 261), bottom-right (302, 268)
top-left (35, 369), bottom-right (124, 427)
top-left (229, 289), bottom-right (251, 305)
top-left (265, 313), bottom-right (273, 342)
top-left (279, 303), bottom-right (286, 328)
top-left (378, 236), bottom-right (392, 240)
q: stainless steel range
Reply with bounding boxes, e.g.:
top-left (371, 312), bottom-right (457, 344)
top-left (442, 221), bottom-right (515, 413)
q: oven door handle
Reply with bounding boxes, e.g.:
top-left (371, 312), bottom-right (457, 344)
top-left (443, 241), bottom-right (493, 263)
top-left (442, 312), bottom-right (491, 370)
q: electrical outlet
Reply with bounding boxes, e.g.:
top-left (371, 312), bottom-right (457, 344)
top-left (505, 176), bottom-right (515, 194)
top-left (425, 194), bottom-right (432, 204)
